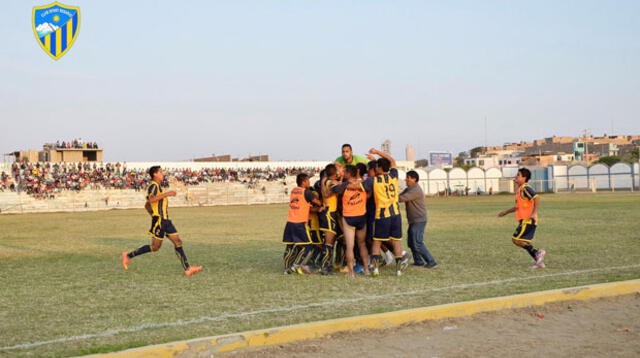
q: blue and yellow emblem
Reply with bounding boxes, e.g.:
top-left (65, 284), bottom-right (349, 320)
top-left (32, 2), bottom-right (80, 60)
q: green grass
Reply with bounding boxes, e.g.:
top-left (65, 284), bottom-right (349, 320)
top-left (1, 193), bottom-right (639, 357)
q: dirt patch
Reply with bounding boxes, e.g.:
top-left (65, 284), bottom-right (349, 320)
top-left (221, 293), bottom-right (640, 358)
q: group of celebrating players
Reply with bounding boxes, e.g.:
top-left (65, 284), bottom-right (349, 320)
top-left (282, 145), bottom-right (412, 278)
top-left (282, 143), bottom-right (547, 277)
top-left (119, 143), bottom-right (547, 277)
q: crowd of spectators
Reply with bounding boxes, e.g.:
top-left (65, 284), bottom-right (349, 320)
top-left (0, 162), bottom-right (319, 199)
top-left (54, 139), bottom-right (99, 149)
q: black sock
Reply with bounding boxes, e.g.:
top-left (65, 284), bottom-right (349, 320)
top-left (293, 246), bottom-right (308, 266)
top-left (283, 245), bottom-right (293, 266)
top-left (522, 244), bottom-right (539, 259)
top-left (322, 244), bottom-right (334, 269)
top-left (283, 245), bottom-right (296, 269)
top-left (299, 245), bottom-right (314, 266)
top-left (288, 246), bottom-right (302, 268)
top-left (174, 246), bottom-right (190, 270)
top-left (312, 245), bottom-right (323, 266)
top-left (127, 245), bottom-right (151, 259)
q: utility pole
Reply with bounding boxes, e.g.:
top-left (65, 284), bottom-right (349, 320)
top-left (611, 120), bottom-right (614, 136)
top-left (484, 117), bottom-right (488, 153)
top-left (582, 128), bottom-right (590, 162)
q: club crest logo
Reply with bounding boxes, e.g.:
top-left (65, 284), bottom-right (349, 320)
top-left (32, 2), bottom-right (80, 60)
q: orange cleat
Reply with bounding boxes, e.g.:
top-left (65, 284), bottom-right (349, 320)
top-left (121, 252), bottom-right (130, 270)
top-left (184, 265), bottom-right (203, 276)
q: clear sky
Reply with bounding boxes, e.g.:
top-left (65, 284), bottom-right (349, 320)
top-left (1, 0), bottom-right (639, 162)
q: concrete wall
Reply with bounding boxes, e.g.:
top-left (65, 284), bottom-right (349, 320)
top-left (551, 163), bottom-right (638, 191)
top-left (0, 178), bottom-right (302, 214)
top-left (418, 167), bottom-right (506, 195)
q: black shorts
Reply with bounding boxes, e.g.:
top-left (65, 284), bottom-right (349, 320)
top-left (374, 215), bottom-right (402, 241)
top-left (343, 215), bottom-right (367, 231)
top-left (512, 219), bottom-right (537, 242)
top-left (149, 216), bottom-right (178, 240)
top-left (319, 210), bottom-right (342, 236)
top-left (282, 222), bottom-right (312, 245)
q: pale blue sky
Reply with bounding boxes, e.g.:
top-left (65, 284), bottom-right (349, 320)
top-left (1, 0), bottom-right (638, 161)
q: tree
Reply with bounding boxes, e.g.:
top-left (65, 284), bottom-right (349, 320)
top-left (596, 155), bottom-right (621, 166)
top-left (456, 163), bottom-right (475, 171)
top-left (415, 159), bottom-right (428, 168)
top-left (623, 147), bottom-right (639, 163)
top-left (454, 152), bottom-right (469, 167)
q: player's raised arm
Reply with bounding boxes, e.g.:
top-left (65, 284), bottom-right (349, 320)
top-left (321, 177), bottom-right (337, 199)
top-left (369, 148), bottom-right (396, 168)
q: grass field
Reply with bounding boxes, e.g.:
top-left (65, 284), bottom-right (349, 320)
top-left (1, 193), bottom-right (639, 357)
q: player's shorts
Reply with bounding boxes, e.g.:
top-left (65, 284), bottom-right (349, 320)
top-left (373, 215), bottom-right (402, 241)
top-left (310, 229), bottom-right (323, 245)
top-left (343, 215), bottom-right (367, 231)
top-left (319, 210), bottom-right (341, 235)
top-left (149, 216), bottom-right (178, 240)
top-left (282, 222), bottom-right (312, 245)
top-left (512, 218), bottom-right (537, 242)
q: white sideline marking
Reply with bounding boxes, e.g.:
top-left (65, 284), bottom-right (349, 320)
top-left (2, 264), bottom-right (639, 351)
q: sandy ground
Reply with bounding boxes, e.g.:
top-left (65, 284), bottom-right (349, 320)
top-left (221, 293), bottom-right (640, 358)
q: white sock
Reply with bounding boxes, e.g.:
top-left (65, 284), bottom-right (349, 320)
top-left (384, 251), bottom-right (394, 265)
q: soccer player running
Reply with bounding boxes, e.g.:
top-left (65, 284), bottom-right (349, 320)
top-left (332, 165), bottom-right (370, 278)
top-left (282, 173), bottom-right (323, 274)
top-left (121, 166), bottom-right (202, 276)
top-left (498, 167), bottom-right (546, 269)
top-left (356, 148), bottom-right (409, 276)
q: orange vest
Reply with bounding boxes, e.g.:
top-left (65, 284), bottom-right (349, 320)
top-left (342, 185), bottom-right (366, 217)
top-left (287, 187), bottom-right (311, 223)
top-left (515, 185), bottom-right (534, 221)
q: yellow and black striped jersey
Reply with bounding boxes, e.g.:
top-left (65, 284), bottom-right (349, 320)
top-left (147, 181), bottom-right (169, 219)
top-left (322, 179), bottom-right (339, 213)
top-left (362, 168), bottom-right (400, 219)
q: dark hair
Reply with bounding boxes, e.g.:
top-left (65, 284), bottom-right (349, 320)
top-left (148, 166), bottom-right (161, 178)
top-left (319, 169), bottom-right (326, 179)
top-left (367, 160), bottom-right (378, 170)
top-left (296, 173), bottom-right (309, 186)
top-left (518, 168), bottom-right (531, 182)
top-left (344, 165), bottom-right (358, 178)
top-left (356, 163), bottom-right (367, 177)
top-left (313, 179), bottom-right (323, 196)
top-left (341, 144), bottom-right (352, 150)
top-left (407, 170), bottom-right (419, 181)
top-left (325, 163), bottom-right (337, 177)
top-left (377, 158), bottom-right (391, 172)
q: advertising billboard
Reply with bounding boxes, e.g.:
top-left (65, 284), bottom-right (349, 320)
top-left (429, 151), bottom-right (453, 167)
